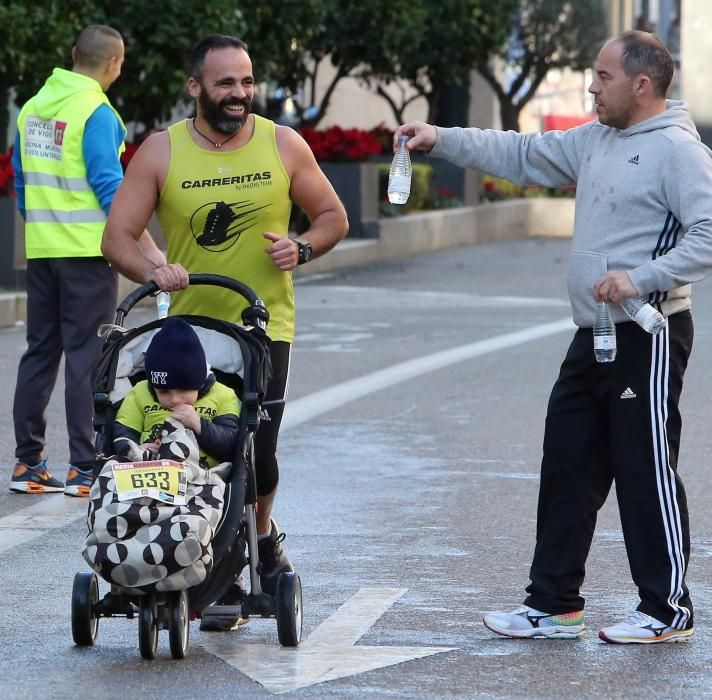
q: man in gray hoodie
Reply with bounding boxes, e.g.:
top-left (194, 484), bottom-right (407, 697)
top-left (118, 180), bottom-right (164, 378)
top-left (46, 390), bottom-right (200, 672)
top-left (396, 30), bottom-right (712, 644)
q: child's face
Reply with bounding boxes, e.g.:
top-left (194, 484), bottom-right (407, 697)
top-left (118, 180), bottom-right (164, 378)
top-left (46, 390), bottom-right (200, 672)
top-left (155, 388), bottom-right (199, 409)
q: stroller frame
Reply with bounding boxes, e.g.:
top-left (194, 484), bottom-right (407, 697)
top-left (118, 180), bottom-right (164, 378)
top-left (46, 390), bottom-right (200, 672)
top-left (71, 273), bottom-right (302, 659)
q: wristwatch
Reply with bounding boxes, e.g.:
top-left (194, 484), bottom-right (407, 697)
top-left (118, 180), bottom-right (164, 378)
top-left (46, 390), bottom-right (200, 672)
top-left (296, 238), bottom-right (313, 265)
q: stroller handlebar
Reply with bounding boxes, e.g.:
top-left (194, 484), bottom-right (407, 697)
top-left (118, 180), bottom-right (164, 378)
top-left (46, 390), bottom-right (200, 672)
top-left (115, 273), bottom-right (269, 329)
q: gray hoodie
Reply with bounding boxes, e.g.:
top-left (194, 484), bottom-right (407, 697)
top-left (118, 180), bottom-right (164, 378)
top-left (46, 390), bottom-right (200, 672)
top-left (431, 101), bottom-right (712, 327)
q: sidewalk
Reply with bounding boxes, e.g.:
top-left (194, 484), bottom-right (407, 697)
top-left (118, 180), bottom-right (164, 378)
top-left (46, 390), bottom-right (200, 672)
top-left (0, 198), bottom-right (574, 329)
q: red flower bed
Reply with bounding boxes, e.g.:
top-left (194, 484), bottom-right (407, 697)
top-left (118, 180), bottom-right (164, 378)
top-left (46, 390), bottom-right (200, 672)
top-left (120, 128), bottom-right (163, 170)
top-left (120, 141), bottom-right (141, 170)
top-left (300, 125), bottom-right (390, 162)
top-left (0, 148), bottom-right (14, 196)
top-left (119, 125), bottom-right (395, 167)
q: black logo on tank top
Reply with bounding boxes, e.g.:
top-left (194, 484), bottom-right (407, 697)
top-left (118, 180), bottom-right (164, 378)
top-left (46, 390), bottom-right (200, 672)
top-left (191, 200), bottom-right (271, 251)
top-left (181, 171), bottom-right (271, 189)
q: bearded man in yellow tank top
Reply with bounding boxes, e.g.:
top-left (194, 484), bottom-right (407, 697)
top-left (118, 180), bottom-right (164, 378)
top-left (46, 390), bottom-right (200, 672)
top-left (102, 35), bottom-right (348, 626)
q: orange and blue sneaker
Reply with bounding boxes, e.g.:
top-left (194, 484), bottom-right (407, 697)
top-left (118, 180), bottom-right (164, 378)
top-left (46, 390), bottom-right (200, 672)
top-left (9, 459), bottom-right (65, 494)
top-left (64, 466), bottom-right (94, 498)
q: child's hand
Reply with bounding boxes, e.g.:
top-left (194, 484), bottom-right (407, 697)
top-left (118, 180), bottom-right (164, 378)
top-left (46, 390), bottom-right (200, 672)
top-left (170, 404), bottom-right (201, 433)
top-left (139, 442), bottom-right (159, 456)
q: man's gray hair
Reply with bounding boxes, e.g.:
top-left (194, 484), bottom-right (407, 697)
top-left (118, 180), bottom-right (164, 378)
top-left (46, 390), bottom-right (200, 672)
top-left (619, 30), bottom-right (674, 97)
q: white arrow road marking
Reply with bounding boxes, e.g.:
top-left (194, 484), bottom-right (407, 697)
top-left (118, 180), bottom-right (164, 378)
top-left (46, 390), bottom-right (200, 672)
top-left (0, 317), bottom-right (573, 553)
top-left (203, 587), bottom-right (454, 694)
top-left (0, 496), bottom-right (86, 553)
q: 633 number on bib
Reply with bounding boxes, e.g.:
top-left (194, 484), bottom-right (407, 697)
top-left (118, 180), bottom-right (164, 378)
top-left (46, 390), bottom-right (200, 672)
top-left (111, 460), bottom-right (187, 505)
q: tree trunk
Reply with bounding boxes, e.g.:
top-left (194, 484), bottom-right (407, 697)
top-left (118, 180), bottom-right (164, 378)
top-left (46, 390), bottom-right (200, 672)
top-left (300, 67), bottom-right (348, 129)
top-left (425, 85), bottom-right (441, 124)
top-left (499, 99), bottom-right (521, 133)
top-left (374, 84), bottom-right (405, 125)
top-left (374, 82), bottom-right (427, 127)
top-left (434, 82), bottom-right (470, 127)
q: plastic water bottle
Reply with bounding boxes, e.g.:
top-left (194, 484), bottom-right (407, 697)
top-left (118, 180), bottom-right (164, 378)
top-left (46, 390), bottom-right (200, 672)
top-left (388, 135), bottom-right (412, 205)
top-left (156, 291), bottom-right (170, 319)
top-left (593, 302), bottom-right (616, 362)
top-left (619, 296), bottom-right (666, 334)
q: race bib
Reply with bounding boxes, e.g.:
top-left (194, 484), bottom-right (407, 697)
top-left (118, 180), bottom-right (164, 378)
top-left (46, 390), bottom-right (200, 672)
top-left (111, 460), bottom-right (187, 505)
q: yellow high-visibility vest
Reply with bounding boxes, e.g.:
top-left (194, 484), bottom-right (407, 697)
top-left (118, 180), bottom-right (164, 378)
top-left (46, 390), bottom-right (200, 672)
top-left (17, 68), bottom-right (125, 258)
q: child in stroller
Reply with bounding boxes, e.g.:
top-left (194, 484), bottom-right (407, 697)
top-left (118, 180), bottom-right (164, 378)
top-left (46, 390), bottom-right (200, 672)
top-left (71, 274), bottom-right (302, 659)
top-left (113, 316), bottom-right (240, 468)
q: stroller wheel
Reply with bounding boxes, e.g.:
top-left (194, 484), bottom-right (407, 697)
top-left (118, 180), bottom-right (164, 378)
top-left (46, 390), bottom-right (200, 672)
top-left (276, 572), bottom-right (302, 647)
top-left (138, 595), bottom-right (158, 660)
top-left (71, 572), bottom-right (99, 646)
top-left (168, 590), bottom-right (190, 659)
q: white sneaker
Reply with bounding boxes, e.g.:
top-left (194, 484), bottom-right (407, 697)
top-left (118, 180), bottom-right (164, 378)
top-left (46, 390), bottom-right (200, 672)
top-left (599, 611), bottom-right (694, 644)
top-left (483, 605), bottom-right (585, 639)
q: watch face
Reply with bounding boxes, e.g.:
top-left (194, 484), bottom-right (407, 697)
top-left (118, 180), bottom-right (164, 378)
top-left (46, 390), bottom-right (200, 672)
top-left (298, 240), bottom-right (312, 264)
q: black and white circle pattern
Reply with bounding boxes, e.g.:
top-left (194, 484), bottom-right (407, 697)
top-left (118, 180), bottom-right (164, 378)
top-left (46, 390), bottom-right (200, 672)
top-left (82, 424), bottom-right (227, 592)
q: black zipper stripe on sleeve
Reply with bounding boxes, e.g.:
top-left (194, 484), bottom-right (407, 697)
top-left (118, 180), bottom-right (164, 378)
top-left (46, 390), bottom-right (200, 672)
top-left (649, 213), bottom-right (681, 305)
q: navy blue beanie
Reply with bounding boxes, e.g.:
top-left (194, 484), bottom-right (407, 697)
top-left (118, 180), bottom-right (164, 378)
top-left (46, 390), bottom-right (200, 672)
top-left (145, 317), bottom-right (208, 390)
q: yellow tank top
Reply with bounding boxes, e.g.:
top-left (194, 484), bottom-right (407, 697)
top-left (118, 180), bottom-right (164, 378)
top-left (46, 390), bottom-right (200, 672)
top-left (157, 116), bottom-right (294, 341)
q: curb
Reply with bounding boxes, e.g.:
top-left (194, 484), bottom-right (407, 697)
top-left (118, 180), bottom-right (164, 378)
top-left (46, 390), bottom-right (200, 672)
top-left (0, 292), bottom-right (26, 330)
top-left (3, 198), bottom-right (574, 330)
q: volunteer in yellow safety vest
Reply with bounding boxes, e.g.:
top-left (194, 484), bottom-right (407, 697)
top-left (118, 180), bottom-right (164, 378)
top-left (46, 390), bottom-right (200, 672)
top-left (9, 25), bottom-right (164, 497)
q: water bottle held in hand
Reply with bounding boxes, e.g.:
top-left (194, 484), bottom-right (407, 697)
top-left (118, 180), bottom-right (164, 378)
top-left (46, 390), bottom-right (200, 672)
top-left (388, 135), bottom-right (412, 205)
top-left (593, 301), bottom-right (616, 363)
top-left (156, 291), bottom-right (170, 319)
top-left (619, 296), bottom-right (666, 334)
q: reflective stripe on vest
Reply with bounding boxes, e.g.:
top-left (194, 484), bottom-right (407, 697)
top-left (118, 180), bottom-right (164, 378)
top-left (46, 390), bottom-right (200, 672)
top-left (24, 171), bottom-right (91, 192)
top-left (26, 209), bottom-right (107, 224)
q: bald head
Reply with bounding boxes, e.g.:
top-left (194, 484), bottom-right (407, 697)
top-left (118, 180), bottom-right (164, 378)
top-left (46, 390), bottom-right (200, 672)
top-left (73, 25), bottom-right (124, 71)
top-left (613, 30), bottom-right (674, 97)
top-left (71, 25), bottom-right (125, 91)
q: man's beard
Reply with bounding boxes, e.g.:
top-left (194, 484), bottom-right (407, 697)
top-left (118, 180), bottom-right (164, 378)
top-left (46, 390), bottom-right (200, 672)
top-left (198, 90), bottom-right (251, 135)
top-left (599, 105), bottom-right (633, 130)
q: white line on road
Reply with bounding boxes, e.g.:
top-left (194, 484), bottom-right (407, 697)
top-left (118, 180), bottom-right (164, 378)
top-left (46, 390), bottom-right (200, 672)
top-left (283, 317), bottom-right (574, 429)
top-left (295, 285), bottom-right (570, 310)
top-left (0, 317), bottom-right (574, 554)
top-left (0, 496), bottom-right (86, 553)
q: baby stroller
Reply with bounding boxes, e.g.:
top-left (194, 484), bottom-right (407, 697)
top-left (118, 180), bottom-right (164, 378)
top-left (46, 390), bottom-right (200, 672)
top-left (70, 273), bottom-right (303, 659)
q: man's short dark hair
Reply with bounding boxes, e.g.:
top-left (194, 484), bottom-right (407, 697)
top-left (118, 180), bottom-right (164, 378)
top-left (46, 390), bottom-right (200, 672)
top-left (619, 30), bottom-right (674, 97)
top-left (187, 35), bottom-right (249, 80)
top-left (74, 25), bottom-right (123, 69)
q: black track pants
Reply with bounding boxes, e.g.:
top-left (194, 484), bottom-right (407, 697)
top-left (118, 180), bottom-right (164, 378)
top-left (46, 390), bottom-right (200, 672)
top-left (13, 258), bottom-right (117, 468)
top-left (524, 311), bottom-right (693, 629)
top-left (254, 340), bottom-right (290, 496)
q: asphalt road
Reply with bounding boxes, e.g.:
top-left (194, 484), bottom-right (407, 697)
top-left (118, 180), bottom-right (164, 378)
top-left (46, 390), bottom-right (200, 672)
top-left (1, 237), bottom-right (712, 698)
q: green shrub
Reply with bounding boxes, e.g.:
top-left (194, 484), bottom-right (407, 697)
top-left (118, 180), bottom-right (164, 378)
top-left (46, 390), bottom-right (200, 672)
top-left (481, 174), bottom-right (575, 202)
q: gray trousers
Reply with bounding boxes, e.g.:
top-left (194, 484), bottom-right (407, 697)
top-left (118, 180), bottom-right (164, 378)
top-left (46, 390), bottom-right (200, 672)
top-left (13, 258), bottom-right (117, 469)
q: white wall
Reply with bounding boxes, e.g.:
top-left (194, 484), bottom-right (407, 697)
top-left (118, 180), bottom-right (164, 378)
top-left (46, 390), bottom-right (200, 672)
top-left (681, 0), bottom-right (712, 125)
